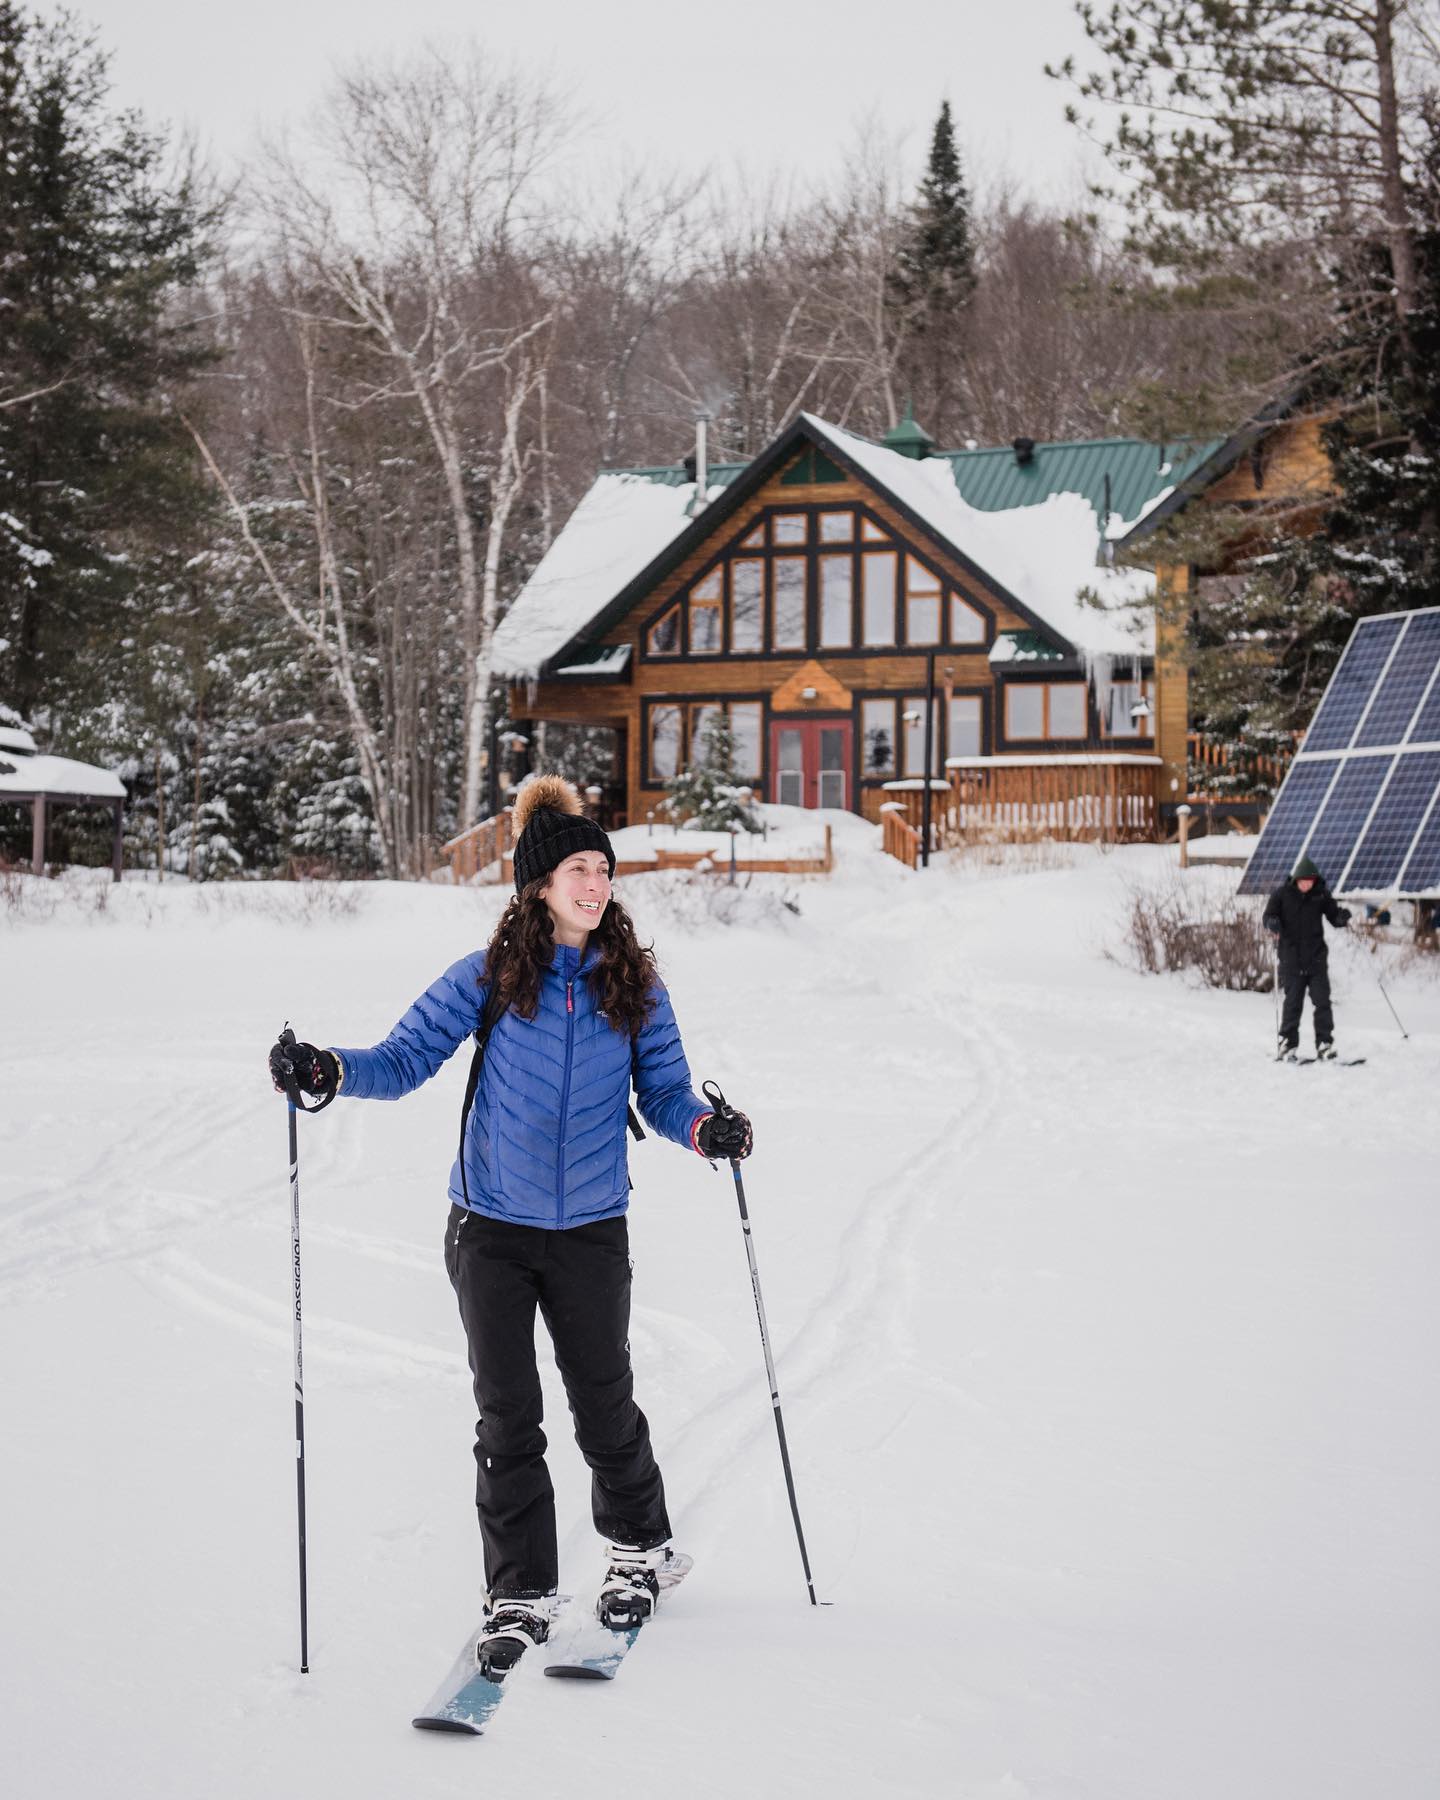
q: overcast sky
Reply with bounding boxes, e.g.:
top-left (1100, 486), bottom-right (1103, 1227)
top-left (40, 0), bottom-right (1103, 205)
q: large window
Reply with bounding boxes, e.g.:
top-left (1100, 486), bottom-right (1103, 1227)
top-left (819, 555), bottom-right (853, 648)
top-left (862, 552), bottom-right (897, 646)
top-left (1004, 681), bottom-right (1087, 741)
top-left (948, 694), bottom-right (982, 757)
top-left (1102, 678), bottom-right (1154, 739)
top-left (862, 698), bottom-right (896, 777)
top-left (647, 698), bottom-right (763, 784)
top-left (731, 560), bottom-right (763, 652)
top-left (644, 507), bottom-right (991, 660)
top-left (773, 557), bottom-right (806, 650)
top-left (904, 557), bottom-right (941, 646)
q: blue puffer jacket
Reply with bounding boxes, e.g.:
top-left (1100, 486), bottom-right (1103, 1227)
top-left (330, 944), bottom-right (709, 1229)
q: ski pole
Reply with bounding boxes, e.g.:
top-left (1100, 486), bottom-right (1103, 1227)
top-left (275, 1027), bottom-right (311, 1674)
top-left (701, 1079), bottom-right (818, 1607)
top-left (1372, 966), bottom-right (1409, 1039)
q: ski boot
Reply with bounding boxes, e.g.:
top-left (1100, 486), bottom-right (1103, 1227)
top-left (1315, 1040), bottom-right (1338, 1061)
top-left (596, 1542), bottom-right (678, 1631)
top-left (475, 1595), bottom-right (556, 1679)
top-left (1276, 1036), bottom-right (1299, 1063)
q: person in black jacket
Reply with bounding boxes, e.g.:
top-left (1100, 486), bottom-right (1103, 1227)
top-left (1263, 854), bottom-right (1352, 1059)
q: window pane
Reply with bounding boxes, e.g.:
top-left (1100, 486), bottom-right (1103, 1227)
top-left (740, 525), bottom-right (764, 549)
top-left (947, 695), bottom-right (982, 758)
top-left (1006, 685), bottom-right (1045, 739)
top-left (950, 593), bottom-right (985, 644)
top-left (819, 510), bottom-right (853, 542)
top-left (647, 606), bottom-right (679, 656)
top-left (773, 557), bottom-right (806, 649)
top-left (1106, 680), bottom-right (1151, 738)
top-left (690, 600), bottom-right (721, 653)
top-left (819, 555), bottom-right (853, 648)
top-left (689, 703), bottom-right (720, 764)
top-left (650, 704), bottom-right (681, 778)
top-left (862, 552), bottom-right (896, 645)
top-left (863, 699), bottom-right (896, 777)
top-left (773, 513), bottom-right (807, 544)
top-left (906, 556), bottom-right (940, 592)
top-left (1049, 683), bottom-right (1087, 739)
top-left (907, 590), bottom-right (940, 645)
top-left (731, 560), bottom-right (762, 652)
top-left (861, 516), bottom-right (888, 541)
top-left (693, 567), bottom-right (721, 601)
top-left (902, 696), bottom-right (937, 776)
top-left (730, 703), bottom-right (761, 782)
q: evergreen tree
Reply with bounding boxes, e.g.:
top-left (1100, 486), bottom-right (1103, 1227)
top-left (1182, 104), bottom-right (1440, 782)
top-left (664, 712), bottom-right (762, 834)
top-left (0, 4), bottom-right (217, 735)
top-left (889, 101), bottom-right (975, 435)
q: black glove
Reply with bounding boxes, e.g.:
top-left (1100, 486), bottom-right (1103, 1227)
top-left (1337, 909), bottom-right (1353, 927)
top-left (697, 1109), bottom-right (753, 1161)
top-left (269, 1037), bottom-right (339, 1098)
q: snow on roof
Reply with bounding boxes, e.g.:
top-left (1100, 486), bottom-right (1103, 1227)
top-left (490, 417), bottom-right (1158, 679)
top-left (491, 475), bottom-right (716, 679)
top-left (800, 415), bottom-right (1155, 659)
top-left (0, 747), bottom-right (126, 799)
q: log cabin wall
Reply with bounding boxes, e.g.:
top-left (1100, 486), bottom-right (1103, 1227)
top-left (508, 459), bottom-right (1161, 828)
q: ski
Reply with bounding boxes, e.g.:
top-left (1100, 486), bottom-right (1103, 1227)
top-left (1295, 1055), bottom-right (1367, 1066)
top-left (412, 1599), bottom-right (571, 1734)
top-left (544, 1553), bottom-right (692, 1681)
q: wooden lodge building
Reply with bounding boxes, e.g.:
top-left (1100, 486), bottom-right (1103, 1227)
top-left (489, 404), bottom-right (1335, 841)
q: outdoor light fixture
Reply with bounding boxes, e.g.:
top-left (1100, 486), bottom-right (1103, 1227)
top-left (801, 686), bottom-right (818, 700)
top-left (1129, 692), bottom-right (1153, 723)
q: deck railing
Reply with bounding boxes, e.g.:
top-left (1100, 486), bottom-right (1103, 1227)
top-left (945, 758), bottom-right (1158, 845)
top-left (441, 808), bottom-right (513, 884)
top-left (880, 803), bottom-right (921, 869)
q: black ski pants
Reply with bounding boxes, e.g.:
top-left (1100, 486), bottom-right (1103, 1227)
top-left (1279, 958), bottom-right (1334, 1049)
top-left (443, 1205), bottom-right (671, 1599)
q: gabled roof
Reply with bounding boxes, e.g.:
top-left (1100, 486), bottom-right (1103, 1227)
top-left (490, 413), bottom-right (1156, 680)
top-left (0, 724), bottom-right (125, 799)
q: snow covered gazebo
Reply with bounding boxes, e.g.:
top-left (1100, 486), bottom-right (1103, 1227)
top-left (0, 723), bottom-right (127, 880)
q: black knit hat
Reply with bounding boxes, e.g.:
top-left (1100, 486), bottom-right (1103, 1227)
top-left (511, 774), bottom-right (615, 892)
top-left (1292, 855), bottom-right (1322, 881)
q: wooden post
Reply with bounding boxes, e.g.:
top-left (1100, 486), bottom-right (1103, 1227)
top-left (1177, 803), bottom-right (1192, 869)
top-left (31, 792), bottom-right (45, 876)
top-left (111, 799), bottom-right (124, 883)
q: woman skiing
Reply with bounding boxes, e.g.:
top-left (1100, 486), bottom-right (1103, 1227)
top-left (268, 774), bottom-right (753, 1675)
top-left (1264, 853), bottom-right (1352, 1061)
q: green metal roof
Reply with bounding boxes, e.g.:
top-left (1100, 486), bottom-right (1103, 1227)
top-left (616, 431), bottom-right (1223, 531)
top-left (935, 435), bottom-right (1223, 527)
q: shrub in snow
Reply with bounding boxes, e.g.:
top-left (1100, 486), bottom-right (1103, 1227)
top-left (1118, 878), bottom-right (1274, 992)
top-left (663, 713), bottom-right (762, 835)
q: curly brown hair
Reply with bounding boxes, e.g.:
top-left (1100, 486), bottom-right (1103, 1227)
top-left (482, 881), bottom-right (659, 1037)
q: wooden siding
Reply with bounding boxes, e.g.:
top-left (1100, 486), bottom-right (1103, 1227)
top-left (1202, 417), bottom-right (1335, 507)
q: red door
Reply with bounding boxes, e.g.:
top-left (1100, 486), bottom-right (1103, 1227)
top-left (769, 717), bottom-right (852, 810)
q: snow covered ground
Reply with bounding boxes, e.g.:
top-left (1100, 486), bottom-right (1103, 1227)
top-left (3, 817), bottom-right (1438, 1799)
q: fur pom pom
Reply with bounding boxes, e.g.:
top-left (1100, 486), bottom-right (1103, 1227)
top-left (512, 773), bottom-right (583, 835)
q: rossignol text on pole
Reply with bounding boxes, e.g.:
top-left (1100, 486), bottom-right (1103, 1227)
top-left (701, 1079), bottom-right (818, 1607)
top-left (275, 1024), bottom-right (312, 1674)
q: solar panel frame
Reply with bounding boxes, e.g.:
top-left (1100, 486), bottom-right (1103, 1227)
top-left (1343, 750), bottom-right (1440, 889)
top-left (1303, 613), bottom-right (1407, 751)
top-left (1353, 611), bottom-right (1440, 748)
top-left (1236, 605), bottom-right (1440, 899)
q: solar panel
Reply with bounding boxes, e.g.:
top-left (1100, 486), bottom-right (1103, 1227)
top-left (1237, 606), bottom-right (1440, 898)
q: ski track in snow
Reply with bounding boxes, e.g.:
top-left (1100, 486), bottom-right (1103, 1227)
top-left (4, 832), bottom-right (1438, 1800)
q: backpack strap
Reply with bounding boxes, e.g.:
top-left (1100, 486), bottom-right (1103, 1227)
top-left (458, 980), bottom-right (508, 1209)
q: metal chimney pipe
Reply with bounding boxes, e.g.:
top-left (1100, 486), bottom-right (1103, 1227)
top-left (687, 410), bottom-right (712, 517)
